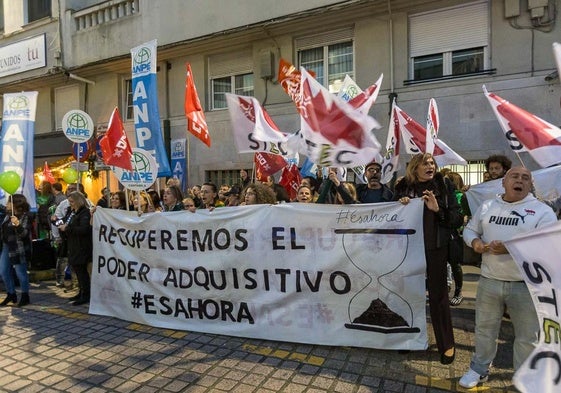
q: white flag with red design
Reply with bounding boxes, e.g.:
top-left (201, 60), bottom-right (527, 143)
top-left (395, 105), bottom-right (467, 167)
top-left (185, 63), bottom-right (211, 147)
top-left (484, 86), bottom-right (561, 168)
top-left (339, 74), bottom-right (384, 115)
top-left (380, 102), bottom-right (401, 184)
top-left (425, 98), bottom-right (439, 155)
top-left (225, 93), bottom-right (298, 158)
top-left (299, 68), bottom-right (381, 167)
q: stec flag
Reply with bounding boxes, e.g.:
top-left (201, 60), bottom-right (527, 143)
top-left (99, 107), bottom-right (133, 171)
top-left (279, 164), bottom-right (302, 201)
top-left (484, 85), bottom-right (561, 168)
top-left (254, 152), bottom-right (287, 181)
top-left (185, 63), bottom-right (211, 147)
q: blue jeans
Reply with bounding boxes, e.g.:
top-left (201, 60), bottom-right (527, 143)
top-left (470, 276), bottom-right (538, 375)
top-left (0, 246), bottom-right (30, 293)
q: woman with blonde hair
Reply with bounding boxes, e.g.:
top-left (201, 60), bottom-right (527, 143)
top-left (58, 191), bottom-right (92, 306)
top-left (394, 153), bottom-right (462, 364)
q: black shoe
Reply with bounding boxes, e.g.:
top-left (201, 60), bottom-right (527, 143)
top-left (0, 293), bottom-right (17, 306)
top-left (68, 294), bottom-right (81, 302)
top-left (71, 298), bottom-right (89, 306)
top-left (440, 348), bottom-right (455, 365)
top-left (17, 293), bottom-right (30, 307)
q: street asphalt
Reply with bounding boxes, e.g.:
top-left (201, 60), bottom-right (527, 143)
top-left (0, 266), bottom-right (518, 392)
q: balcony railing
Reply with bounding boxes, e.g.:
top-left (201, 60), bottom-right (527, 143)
top-left (74, 0), bottom-right (139, 31)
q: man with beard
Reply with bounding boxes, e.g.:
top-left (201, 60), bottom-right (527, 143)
top-left (356, 161), bottom-right (393, 203)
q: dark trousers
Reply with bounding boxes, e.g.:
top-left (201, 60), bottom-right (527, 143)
top-left (72, 264), bottom-right (90, 300)
top-left (426, 247), bottom-right (455, 354)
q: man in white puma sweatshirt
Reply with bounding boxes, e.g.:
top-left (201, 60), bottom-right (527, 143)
top-left (459, 166), bottom-right (557, 389)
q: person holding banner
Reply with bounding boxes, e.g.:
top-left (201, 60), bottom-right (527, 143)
top-left (394, 153), bottom-right (462, 365)
top-left (58, 191), bottom-right (93, 306)
top-left (0, 194), bottom-right (33, 307)
top-left (459, 166), bottom-right (557, 389)
top-left (200, 183), bottom-right (224, 210)
top-left (356, 161), bottom-right (393, 203)
top-left (162, 186), bottom-right (184, 212)
top-left (240, 183), bottom-right (277, 206)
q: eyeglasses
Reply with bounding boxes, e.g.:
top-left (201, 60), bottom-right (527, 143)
top-left (184, 204), bottom-right (195, 207)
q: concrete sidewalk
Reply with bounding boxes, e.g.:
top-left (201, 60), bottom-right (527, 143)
top-left (0, 266), bottom-right (518, 392)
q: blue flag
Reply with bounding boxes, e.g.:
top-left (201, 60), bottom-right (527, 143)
top-left (131, 40), bottom-right (171, 177)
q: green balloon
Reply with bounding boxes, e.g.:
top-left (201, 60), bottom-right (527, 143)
top-left (0, 171), bottom-right (21, 195)
top-left (63, 168), bottom-right (79, 184)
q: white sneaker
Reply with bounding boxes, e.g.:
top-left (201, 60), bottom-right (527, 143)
top-left (459, 368), bottom-right (488, 388)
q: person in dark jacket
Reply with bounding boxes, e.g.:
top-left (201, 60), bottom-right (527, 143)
top-left (0, 194), bottom-right (33, 307)
top-left (394, 153), bottom-right (462, 365)
top-left (356, 161), bottom-right (393, 203)
top-left (58, 191), bottom-right (92, 306)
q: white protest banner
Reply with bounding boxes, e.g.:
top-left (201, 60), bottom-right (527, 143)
top-left (465, 165), bottom-right (561, 214)
top-left (90, 200), bottom-right (428, 350)
top-left (504, 221), bottom-right (561, 393)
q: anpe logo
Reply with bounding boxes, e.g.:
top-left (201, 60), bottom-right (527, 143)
top-left (132, 47), bottom-right (151, 73)
top-left (132, 151), bottom-right (151, 173)
top-left (67, 112), bottom-right (89, 129)
top-left (4, 95), bottom-right (31, 117)
top-left (8, 96), bottom-right (29, 110)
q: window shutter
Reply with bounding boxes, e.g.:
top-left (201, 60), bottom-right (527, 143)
top-left (409, 1), bottom-right (488, 58)
top-left (55, 85), bottom-right (80, 130)
top-left (295, 27), bottom-right (354, 50)
top-left (209, 49), bottom-right (253, 78)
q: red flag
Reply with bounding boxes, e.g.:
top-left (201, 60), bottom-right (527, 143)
top-left (279, 164), bottom-right (302, 201)
top-left (43, 161), bottom-right (56, 184)
top-left (99, 107), bottom-right (133, 170)
top-left (278, 58), bottom-right (316, 116)
top-left (254, 152), bottom-right (288, 181)
top-left (185, 63), bottom-right (211, 147)
top-left (484, 86), bottom-right (561, 168)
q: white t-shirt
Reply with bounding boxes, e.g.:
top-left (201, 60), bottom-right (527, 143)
top-left (464, 194), bottom-right (557, 281)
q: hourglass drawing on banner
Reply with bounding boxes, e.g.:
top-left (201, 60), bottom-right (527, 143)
top-left (335, 228), bottom-right (421, 334)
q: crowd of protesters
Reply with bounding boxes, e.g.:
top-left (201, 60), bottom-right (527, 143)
top-left (0, 153), bottom-right (559, 389)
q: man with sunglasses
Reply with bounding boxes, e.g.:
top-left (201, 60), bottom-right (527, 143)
top-left (356, 161), bottom-right (393, 203)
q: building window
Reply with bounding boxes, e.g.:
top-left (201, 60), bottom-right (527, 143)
top-left (442, 160), bottom-right (486, 186)
top-left (408, 1), bottom-right (489, 83)
top-left (123, 79), bottom-right (134, 121)
top-left (206, 169), bottom-right (252, 188)
top-left (55, 85), bottom-right (80, 131)
top-left (27, 0), bottom-right (51, 23)
top-left (209, 50), bottom-right (253, 110)
top-left (0, 0), bottom-right (4, 31)
top-left (296, 28), bottom-right (354, 93)
top-left (211, 73), bottom-right (254, 110)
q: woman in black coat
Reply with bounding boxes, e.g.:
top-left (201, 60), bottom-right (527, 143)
top-left (394, 153), bottom-right (462, 364)
top-left (58, 191), bottom-right (92, 306)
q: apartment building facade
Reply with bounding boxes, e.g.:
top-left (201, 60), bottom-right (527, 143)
top-left (0, 0), bottom-right (559, 187)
